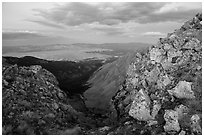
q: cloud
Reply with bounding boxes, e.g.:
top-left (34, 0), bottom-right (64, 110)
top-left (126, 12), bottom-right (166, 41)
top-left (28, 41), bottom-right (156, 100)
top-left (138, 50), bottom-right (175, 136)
top-left (28, 20), bottom-right (65, 29)
top-left (31, 2), bottom-right (164, 26)
top-left (2, 31), bottom-right (47, 40)
top-left (94, 27), bottom-right (124, 35)
top-left (140, 9), bottom-right (201, 24)
top-left (31, 2), bottom-right (201, 28)
top-left (142, 31), bottom-right (166, 37)
top-left (32, 3), bottom-right (101, 26)
top-left (155, 2), bottom-right (201, 14)
top-left (88, 23), bottom-right (124, 35)
top-left (2, 30), bottom-right (77, 46)
top-left (29, 2), bottom-right (201, 38)
top-left (100, 19), bottom-right (121, 25)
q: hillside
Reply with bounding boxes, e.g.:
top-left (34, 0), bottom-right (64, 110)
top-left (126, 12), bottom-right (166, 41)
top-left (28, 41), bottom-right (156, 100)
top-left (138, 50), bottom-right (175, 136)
top-left (84, 53), bottom-right (139, 110)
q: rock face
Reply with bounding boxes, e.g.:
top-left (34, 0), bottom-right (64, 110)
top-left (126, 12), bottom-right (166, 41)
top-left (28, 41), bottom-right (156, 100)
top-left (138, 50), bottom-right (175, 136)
top-left (129, 89), bottom-right (153, 121)
top-left (110, 13), bottom-right (202, 135)
top-left (2, 64), bottom-right (81, 134)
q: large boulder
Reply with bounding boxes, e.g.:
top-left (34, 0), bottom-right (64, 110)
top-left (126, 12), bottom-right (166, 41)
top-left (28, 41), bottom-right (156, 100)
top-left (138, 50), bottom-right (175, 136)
top-left (129, 89), bottom-right (153, 121)
top-left (168, 81), bottom-right (195, 99)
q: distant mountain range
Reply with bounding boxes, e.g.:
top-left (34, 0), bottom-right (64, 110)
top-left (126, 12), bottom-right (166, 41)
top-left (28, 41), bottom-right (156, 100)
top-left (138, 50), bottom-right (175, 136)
top-left (2, 42), bottom-right (151, 61)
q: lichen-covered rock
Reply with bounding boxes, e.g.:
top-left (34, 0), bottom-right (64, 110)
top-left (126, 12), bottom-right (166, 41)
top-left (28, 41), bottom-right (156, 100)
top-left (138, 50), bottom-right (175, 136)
top-left (149, 48), bottom-right (163, 63)
top-left (174, 104), bottom-right (189, 119)
top-left (157, 73), bottom-right (171, 89)
top-left (190, 114), bottom-right (202, 134)
top-left (163, 110), bottom-right (180, 134)
top-left (168, 81), bottom-right (195, 99)
top-left (129, 89), bottom-right (153, 121)
top-left (179, 130), bottom-right (186, 135)
top-left (30, 65), bottom-right (42, 74)
top-left (151, 100), bottom-right (161, 119)
top-left (167, 48), bottom-right (182, 63)
top-left (146, 66), bottom-right (160, 84)
top-left (98, 126), bottom-right (111, 133)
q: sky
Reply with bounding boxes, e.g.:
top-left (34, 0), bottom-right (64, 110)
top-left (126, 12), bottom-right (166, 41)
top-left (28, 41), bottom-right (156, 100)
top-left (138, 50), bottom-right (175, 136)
top-left (2, 2), bottom-right (202, 46)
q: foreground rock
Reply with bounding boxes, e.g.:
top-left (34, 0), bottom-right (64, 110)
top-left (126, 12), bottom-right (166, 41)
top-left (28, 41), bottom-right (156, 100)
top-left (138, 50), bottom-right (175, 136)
top-left (2, 64), bottom-right (82, 134)
top-left (110, 13), bottom-right (202, 135)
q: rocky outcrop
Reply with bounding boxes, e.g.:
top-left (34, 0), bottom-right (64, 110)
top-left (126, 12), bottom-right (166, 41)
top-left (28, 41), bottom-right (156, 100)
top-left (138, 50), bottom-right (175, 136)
top-left (110, 13), bottom-right (202, 135)
top-left (2, 64), bottom-right (82, 134)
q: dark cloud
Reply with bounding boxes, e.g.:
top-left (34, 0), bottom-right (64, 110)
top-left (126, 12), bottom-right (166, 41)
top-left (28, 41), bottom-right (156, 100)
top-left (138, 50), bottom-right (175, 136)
top-left (2, 31), bottom-right (47, 40)
top-left (93, 26), bottom-right (124, 35)
top-left (100, 19), bottom-right (121, 25)
top-left (107, 3), bottom-right (165, 23)
top-left (31, 2), bottom-right (202, 28)
top-left (28, 20), bottom-right (65, 29)
top-left (32, 2), bottom-right (165, 26)
top-left (138, 9), bottom-right (202, 23)
top-left (32, 3), bottom-right (101, 26)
